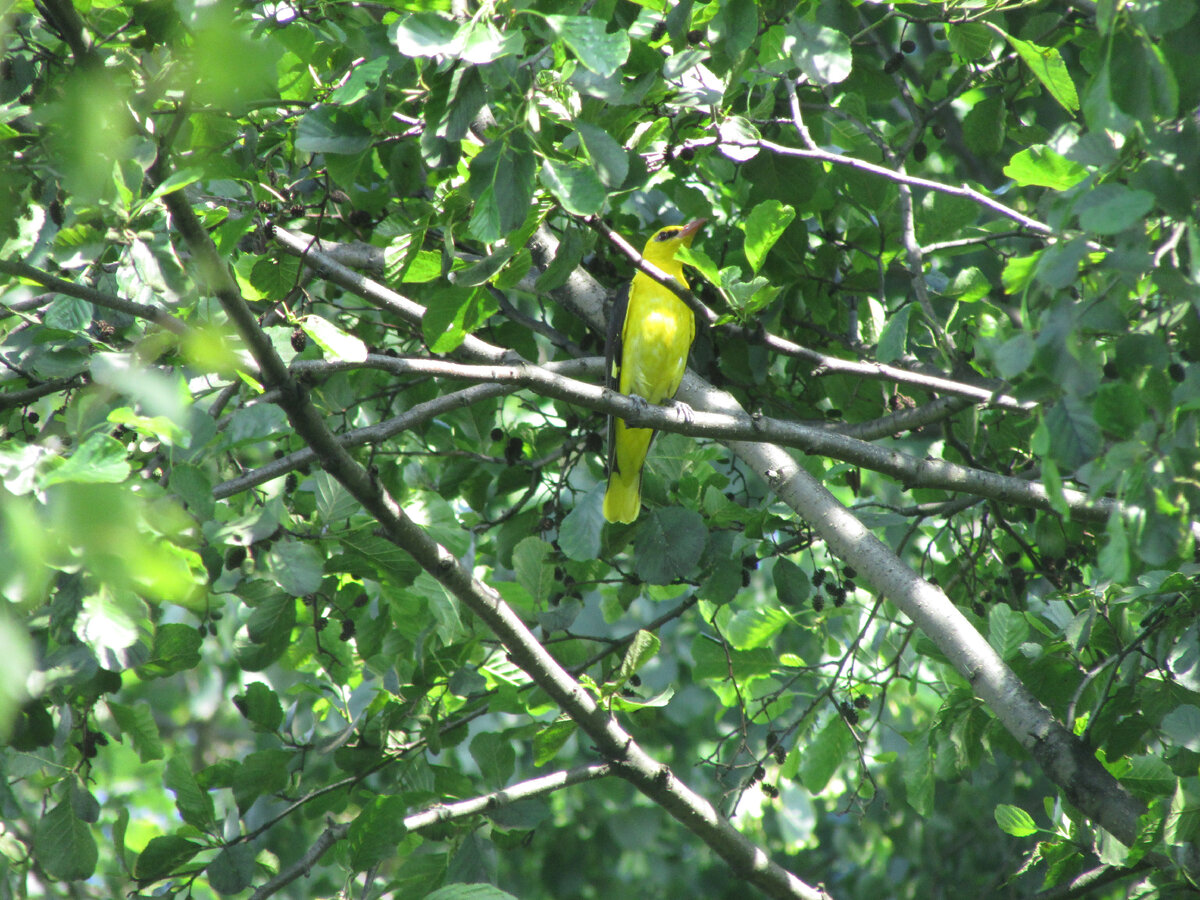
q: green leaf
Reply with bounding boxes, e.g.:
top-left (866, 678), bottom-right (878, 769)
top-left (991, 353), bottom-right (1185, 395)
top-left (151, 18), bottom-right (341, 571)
top-left (1161, 706), bottom-right (1200, 752)
top-left (1093, 382), bottom-right (1142, 435)
top-left (995, 803), bottom-right (1039, 837)
top-left (725, 607), bottom-right (790, 650)
top-left (691, 638), bottom-right (777, 682)
top-left (338, 532), bottom-right (421, 589)
top-left (993, 333), bottom-right (1034, 380)
top-left (615, 629), bottom-right (660, 684)
top-left (249, 254), bottom-right (301, 300)
top-left (1098, 508), bottom-right (1130, 584)
top-left (207, 843), bottom-right (256, 895)
top-left (169, 463), bottom-right (215, 521)
top-left (714, 0), bottom-right (757, 61)
top-left (962, 95), bottom-right (1006, 157)
top-left (233, 681), bottom-right (283, 732)
top-left (1074, 184), bottom-right (1155, 235)
top-left (945, 266), bottom-right (990, 303)
top-left (1003, 35), bottom-right (1079, 113)
top-left (33, 800), bottom-right (98, 881)
top-left (422, 286), bottom-right (496, 354)
top-left (1122, 755), bottom-right (1175, 799)
top-left (313, 471), bottom-right (360, 524)
top-left (452, 245), bottom-right (516, 287)
top-left (424, 884), bottom-right (519, 900)
top-left (265, 539), bottom-right (324, 596)
top-left (138, 623), bottom-right (202, 679)
top-left (392, 13), bottom-right (459, 57)
top-left (533, 717), bottom-right (577, 766)
top-left (947, 22), bottom-right (993, 60)
top-left (108, 408), bottom-right (187, 447)
top-left (901, 733), bottom-right (935, 815)
top-left (44, 295), bottom-right (93, 332)
top-left (785, 19), bottom-right (852, 84)
top-left (328, 57), bottom-right (388, 106)
top-left (39, 433), bottom-right (130, 487)
top-left (1166, 778), bottom-right (1200, 845)
top-left (386, 234), bottom-right (441, 284)
top-left (634, 507), bottom-right (707, 584)
top-left (301, 315), bottom-right (368, 363)
top-left (1110, 30), bottom-right (1178, 121)
top-left (232, 749), bottom-right (290, 812)
top-left (876, 304), bottom-right (912, 364)
top-left (165, 754), bottom-right (216, 830)
top-left (109, 701), bottom-right (164, 762)
top-left (799, 716), bottom-right (853, 793)
top-left (347, 795), bottom-right (409, 871)
top-left (1003, 146), bottom-right (1088, 190)
top-left (540, 158), bottom-right (606, 216)
top-left (1035, 239), bottom-right (1089, 290)
top-left (700, 554), bottom-right (741, 605)
top-left (468, 136), bottom-right (537, 241)
top-left (470, 731), bottom-right (516, 788)
top-left (1044, 395), bottom-right (1100, 471)
top-left (987, 605), bottom-right (1029, 661)
top-left (295, 106), bottom-right (372, 155)
top-left (742, 199), bottom-right (795, 273)
top-left (717, 116), bottom-right (761, 162)
top-left (559, 486), bottom-right (604, 561)
top-left (141, 167), bottom-right (205, 207)
top-left (513, 536), bottom-right (555, 607)
top-left (576, 122), bottom-right (628, 188)
top-left (133, 834), bottom-right (202, 882)
top-left (772, 558), bottom-right (811, 607)
top-left (545, 15), bottom-right (630, 77)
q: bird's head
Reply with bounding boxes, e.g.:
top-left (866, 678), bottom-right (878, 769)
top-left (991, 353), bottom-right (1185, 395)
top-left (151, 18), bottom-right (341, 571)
top-left (643, 219), bottom-right (705, 263)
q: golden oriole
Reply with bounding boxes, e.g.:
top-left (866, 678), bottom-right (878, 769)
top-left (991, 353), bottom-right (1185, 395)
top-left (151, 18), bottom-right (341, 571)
top-left (603, 219), bottom-right (705, 524)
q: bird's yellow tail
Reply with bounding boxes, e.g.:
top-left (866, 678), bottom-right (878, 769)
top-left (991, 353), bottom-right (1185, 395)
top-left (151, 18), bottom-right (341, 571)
top-left (604, 420), bottom-right (653, 523)
top-left (603, 468), bottom-right (641, 524)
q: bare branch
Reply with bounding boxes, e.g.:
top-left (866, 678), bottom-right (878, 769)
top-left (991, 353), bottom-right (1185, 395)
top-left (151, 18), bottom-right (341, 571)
top-left (738, 136), bottom-right (1054, 236)
top-left (0, 257), bottom-right (189, 335)
top-left (249, 765), bottom-right (614, 900)
top-left (276, 354), bottom-right (1112, 527)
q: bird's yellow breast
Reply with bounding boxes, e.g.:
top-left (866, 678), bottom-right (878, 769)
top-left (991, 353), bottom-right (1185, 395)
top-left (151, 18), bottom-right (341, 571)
top-left (620, 280), bottom-right (694, 404)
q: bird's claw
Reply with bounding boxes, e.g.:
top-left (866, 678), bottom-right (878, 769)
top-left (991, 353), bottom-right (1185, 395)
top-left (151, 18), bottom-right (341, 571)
top-left (668, 398), bottom-right (695, 425)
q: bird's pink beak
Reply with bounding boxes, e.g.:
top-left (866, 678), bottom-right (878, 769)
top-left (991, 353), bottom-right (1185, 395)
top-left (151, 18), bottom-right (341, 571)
top-left (679, 219), bottom-right (706, 240)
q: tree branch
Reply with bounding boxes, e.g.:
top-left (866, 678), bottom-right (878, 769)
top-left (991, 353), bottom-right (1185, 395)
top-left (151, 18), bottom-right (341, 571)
top-left (0, 257), bottom-right (189, 335)
top-left (249, 764), bottom-right (614, 900)
top-left (165, 191), bottom-right (830, 900)
top-left (583, 217), bottom-right (1032, 411)
top-left (528, 226), bottom-right (1151, 852)
top-left (273, 354), bottom-right (1129, 530)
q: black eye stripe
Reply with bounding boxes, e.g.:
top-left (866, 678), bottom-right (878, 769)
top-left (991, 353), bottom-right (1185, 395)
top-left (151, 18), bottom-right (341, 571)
top-left (655, 229), bottom-right (681, 241)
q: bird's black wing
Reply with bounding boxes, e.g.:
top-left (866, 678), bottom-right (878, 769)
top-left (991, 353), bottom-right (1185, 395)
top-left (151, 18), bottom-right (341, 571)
top-left (604, 284), bottom-right (630, 476)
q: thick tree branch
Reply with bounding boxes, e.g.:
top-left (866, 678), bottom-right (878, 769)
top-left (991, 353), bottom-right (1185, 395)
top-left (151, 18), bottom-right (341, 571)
top-left (529, 227), bottom-right (1151, 851)
top-left (274, 354), bottom-right (1131, 530)
top-left (703, 385), bottom-right (1147, 847)
top-left (0, 257), bottom-right (189, 335)
top-left (165, 191), bottom-right (829, 900)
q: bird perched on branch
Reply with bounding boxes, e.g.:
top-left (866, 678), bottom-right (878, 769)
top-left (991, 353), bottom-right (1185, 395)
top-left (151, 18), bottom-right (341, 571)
top-left (603, 219), bottom-right (705, 524)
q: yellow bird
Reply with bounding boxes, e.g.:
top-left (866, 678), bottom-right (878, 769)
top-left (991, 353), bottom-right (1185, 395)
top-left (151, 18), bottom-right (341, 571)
top-left (603, 219), bottom-right (705, 524)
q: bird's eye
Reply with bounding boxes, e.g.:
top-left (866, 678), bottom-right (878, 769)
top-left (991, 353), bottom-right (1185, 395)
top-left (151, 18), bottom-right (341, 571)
top-left (655, 229), bottom-right (680, 241)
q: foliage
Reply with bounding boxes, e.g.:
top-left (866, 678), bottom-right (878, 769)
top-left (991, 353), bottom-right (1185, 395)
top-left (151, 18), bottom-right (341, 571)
top-left (2, 0), bottom-right (1199, 898)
